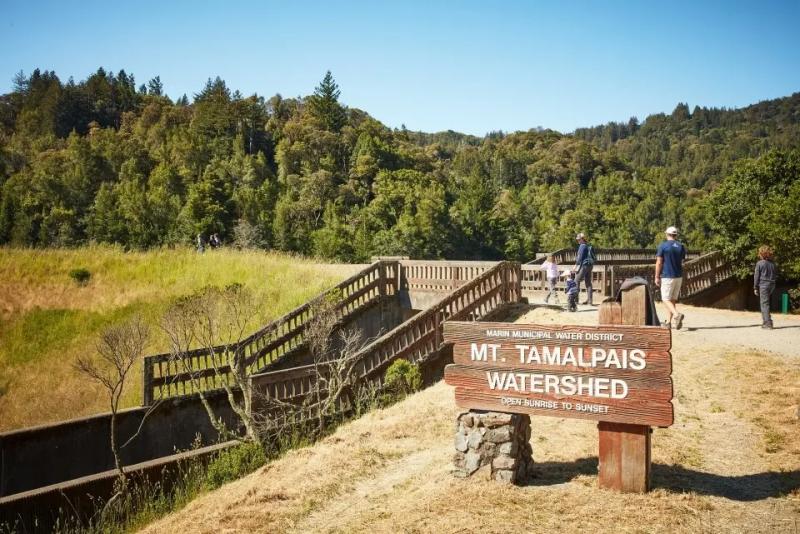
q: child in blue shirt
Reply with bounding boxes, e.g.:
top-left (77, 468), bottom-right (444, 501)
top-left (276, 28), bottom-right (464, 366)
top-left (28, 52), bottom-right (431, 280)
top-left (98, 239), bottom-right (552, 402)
top-left (565, 272), bottom-right (579, 312)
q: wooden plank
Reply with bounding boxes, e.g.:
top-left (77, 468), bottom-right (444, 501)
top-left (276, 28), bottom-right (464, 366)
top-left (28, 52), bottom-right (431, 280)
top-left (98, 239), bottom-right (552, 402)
top-left (452, 346), bottom-right (672, 378)
top-left (597, 282), bottom-right (657, 493)
top-left (621, 285), bottom-right (648, 326)
top-left (444, 321), bottom-right (671, 352)
top-left (598, 421), bottom-right (651, 492)
top-left (452, 387), bottom-right (673, 427)
top-left (598, 300), bottom-right (622, 325)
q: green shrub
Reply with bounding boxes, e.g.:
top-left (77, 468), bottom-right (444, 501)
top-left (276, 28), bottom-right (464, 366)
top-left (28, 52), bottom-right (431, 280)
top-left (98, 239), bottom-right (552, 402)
top-left (384, 359), bottom-right (422, 396)
top-left (68, 267), bottom-right (91, 286)
top-left (789, 285), bottom-right (800, 312)
top-left (203, 441), bottom-right (267, 490)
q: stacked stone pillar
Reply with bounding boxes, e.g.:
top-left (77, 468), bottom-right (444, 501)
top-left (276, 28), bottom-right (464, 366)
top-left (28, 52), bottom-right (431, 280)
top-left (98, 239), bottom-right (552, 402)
top-left (453, 411), bottom-right (533, 483)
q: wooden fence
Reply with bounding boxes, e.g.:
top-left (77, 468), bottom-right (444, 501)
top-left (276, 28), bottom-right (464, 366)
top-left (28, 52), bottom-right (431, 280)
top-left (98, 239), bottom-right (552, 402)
top-left (521, 264), bottom-right (614, 297)
top-left (527, 248), bottom-right (702, 266)
top-left (610, 250), bottom-right (734, 300)
top-left (142, 261), bottom-right (399, 405)
top-left (399, 260), bottom-right (500, 293)
top-left (251, 261), bottom-right (521, 407)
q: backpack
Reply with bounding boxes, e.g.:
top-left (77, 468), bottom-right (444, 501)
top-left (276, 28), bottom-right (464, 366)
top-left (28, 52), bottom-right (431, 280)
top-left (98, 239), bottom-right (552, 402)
top-left (584, 244), bottom-right (596, 266)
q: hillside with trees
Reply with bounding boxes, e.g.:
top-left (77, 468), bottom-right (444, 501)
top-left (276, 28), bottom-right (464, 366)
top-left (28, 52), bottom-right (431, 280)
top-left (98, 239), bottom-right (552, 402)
top-left (1, 68), bottom-right (799, 275)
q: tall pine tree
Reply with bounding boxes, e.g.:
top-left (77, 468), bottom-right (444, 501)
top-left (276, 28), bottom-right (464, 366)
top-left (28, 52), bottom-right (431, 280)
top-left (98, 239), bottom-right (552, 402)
top-left (308, 71), bottom-right (346, 132)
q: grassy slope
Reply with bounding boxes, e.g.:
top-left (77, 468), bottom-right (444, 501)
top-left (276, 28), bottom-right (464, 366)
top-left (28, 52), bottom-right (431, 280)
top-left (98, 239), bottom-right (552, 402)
top-left (141, 305), bottom-right (800, 534)
top-left (0, 246), bottom-right (360, 431)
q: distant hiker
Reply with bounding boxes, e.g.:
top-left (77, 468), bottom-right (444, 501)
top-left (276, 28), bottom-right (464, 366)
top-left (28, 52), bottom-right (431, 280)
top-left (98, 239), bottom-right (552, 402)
top-left (566, 272), bottom-right (579, 312)
top-left (210, 233), bottom-right (221, 249)
top-left (573, 233), bottom-right (596, 305)
top-left (754, 245), bottom-right (777, 329)
top-left (540, 255), bottom-right (561, 304)
top-left (655, 226), bottom-right (687, 329)
top-left (196, 233), bottom-right (205, 253)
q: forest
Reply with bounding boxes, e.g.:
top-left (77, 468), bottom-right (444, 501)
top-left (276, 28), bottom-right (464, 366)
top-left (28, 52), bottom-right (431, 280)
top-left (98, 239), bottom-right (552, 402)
top-left (1, 68), bottom-right (799, 277)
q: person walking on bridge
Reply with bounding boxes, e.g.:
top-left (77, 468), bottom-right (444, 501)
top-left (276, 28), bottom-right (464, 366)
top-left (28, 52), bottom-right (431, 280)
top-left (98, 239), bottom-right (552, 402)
top-left (655, 226), bottom-right (686, 329)
top-left (754, 245), bottom-right (777, 329)
top-left (573, 233), bottom-right (596, 305)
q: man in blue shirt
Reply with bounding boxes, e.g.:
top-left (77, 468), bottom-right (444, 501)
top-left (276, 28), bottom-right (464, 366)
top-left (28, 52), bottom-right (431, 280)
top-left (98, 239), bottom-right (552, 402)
top-left (573, 232), bottom-right (594, 305)
top-left (655, 226), bottom-right (687, 329)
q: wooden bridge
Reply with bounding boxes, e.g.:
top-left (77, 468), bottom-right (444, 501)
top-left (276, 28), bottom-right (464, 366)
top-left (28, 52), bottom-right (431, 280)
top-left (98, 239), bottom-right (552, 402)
top-left (142, 249), bottom-right (738, 407)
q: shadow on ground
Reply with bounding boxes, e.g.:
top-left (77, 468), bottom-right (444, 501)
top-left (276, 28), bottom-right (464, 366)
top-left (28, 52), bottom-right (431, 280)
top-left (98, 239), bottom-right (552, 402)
top-left (523, 456), bottom-right (800, 501)
top-left (686, 324), bottom-right (800, 331)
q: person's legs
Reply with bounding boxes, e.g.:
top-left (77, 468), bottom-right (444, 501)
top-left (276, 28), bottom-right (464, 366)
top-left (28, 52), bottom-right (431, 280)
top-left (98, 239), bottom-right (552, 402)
top-left (545, 278), bottom-right (553, 303)
top-left (577, 265), bottom-right (593, 305)
top-left (664, 277), bottom-right (684, 329)
top-left (759, 281), bottom-right (775, 327)
top-left (660, 278), bottom-right (677, 324)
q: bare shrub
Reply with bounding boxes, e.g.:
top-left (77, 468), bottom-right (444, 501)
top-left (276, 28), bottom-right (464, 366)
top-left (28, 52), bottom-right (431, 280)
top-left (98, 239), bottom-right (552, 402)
top-left (161, 284), bottom-right (261, 443)
top-left (74, 316), bottom-right (151, 481)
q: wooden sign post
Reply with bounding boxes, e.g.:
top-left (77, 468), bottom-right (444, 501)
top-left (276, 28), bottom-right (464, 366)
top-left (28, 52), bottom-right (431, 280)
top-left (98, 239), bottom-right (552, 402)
top-left (597, 284), bottom-right (656, 492)
top-left (443, 286), bottom-right (672, 491)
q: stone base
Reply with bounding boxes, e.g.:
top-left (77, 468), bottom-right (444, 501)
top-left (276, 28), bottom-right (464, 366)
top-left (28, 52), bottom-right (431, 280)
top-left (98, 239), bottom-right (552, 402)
top-left (453, 411), bottom-right (534, 484)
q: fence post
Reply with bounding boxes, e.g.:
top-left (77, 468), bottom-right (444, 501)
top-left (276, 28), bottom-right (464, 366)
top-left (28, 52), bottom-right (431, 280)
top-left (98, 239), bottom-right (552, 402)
top-left (142, 357), bottom-right (154, 406)
top-left (597, 284), bottom-right (652, 492)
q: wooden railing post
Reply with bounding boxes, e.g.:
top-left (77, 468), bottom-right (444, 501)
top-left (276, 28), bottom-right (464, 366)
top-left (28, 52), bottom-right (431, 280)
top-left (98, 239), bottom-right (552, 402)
top-left (597, 284), bottom-right (652, 492)
top-left (142, 356), bottom-right (154, 406)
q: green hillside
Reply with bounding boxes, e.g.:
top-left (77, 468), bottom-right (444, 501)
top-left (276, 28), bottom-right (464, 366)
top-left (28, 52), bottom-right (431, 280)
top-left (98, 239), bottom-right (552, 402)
top-left (0, 246), bottom-right (356, 431)
top-left (1, 70), bottom-right (799, 275)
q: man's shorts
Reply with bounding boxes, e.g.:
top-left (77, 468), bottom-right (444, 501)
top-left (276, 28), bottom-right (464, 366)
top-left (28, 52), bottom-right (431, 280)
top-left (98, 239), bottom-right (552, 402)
top-left (660, 277), bottom-right (682, 302)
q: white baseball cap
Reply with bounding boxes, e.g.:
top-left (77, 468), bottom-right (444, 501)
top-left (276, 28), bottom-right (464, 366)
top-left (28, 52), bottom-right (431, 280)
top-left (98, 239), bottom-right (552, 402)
top-left (575, 232), bottom-right (586, 240)
top-left (665, 226), bottom-right (679, 235)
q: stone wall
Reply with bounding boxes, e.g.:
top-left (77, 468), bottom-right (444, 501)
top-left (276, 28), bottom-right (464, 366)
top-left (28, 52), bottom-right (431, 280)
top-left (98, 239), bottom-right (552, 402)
top-left (453, 411), bottom-right (534, 484)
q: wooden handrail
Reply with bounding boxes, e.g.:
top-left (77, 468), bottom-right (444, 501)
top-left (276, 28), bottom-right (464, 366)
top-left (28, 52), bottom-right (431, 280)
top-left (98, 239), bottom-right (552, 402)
top-left (252, 262), bottom-right (522, 404)
top-left (142, 261), bottom-right (398, 404)
top-left (608, 251), bottom-right (734, 300)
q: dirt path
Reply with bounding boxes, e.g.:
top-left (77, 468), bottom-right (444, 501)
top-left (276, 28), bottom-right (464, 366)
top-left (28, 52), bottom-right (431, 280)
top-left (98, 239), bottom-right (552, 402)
top-left (141, 304), bottom-right (800, 534)
top-left (514, 301), bottom-right (800, 359)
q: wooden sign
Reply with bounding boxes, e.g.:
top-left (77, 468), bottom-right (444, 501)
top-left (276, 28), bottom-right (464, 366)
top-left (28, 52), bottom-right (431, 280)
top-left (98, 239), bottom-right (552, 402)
top-left (443, 321), bottom-right (673, 427)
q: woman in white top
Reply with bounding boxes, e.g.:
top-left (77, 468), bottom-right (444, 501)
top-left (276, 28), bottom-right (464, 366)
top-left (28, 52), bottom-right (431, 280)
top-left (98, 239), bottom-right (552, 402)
top-left (540, 255), bottom-right (560, 304)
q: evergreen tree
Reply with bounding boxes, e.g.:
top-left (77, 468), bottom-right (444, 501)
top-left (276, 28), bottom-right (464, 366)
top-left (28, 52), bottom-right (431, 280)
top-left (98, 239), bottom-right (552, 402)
top-left (147, 76), bottom-right (164, 96)
top-left (308, 71), bottom-right (346, 132)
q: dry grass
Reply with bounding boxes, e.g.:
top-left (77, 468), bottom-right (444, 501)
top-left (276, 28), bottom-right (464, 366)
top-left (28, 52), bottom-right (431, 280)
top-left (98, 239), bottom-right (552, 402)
top-left (140, 306), bottom-right (800, 534)
top-left (0, 246), bottom-right (361, 431)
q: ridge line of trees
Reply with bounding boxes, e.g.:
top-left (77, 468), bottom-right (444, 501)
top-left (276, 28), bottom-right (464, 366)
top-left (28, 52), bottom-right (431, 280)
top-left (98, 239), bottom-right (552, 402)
top-left (0, 68), bottom-right (798, 277)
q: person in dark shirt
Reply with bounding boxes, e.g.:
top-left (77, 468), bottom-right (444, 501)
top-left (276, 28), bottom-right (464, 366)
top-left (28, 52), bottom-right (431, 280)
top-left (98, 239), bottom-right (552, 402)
top-left (754, 245), bottom-right (777, 329)
top-left (573, 233), bottom-right (594, 305)
top-left (655, 226), bottom-right (687, 329)
top-left (565, 272), bottom-right (579, 312)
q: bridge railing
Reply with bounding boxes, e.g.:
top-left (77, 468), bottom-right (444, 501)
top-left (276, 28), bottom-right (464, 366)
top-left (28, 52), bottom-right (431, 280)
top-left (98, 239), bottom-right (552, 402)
top-left (398, 260), bottom-right (500, 293)
top-left (528, 248), bottom-right (701, 266)
top-left (142, 261), bottom-right (399, 405)
top-left (252, 261), bottom-right (521, 405)
top-left (521, 264), bottom-right (614, 297)
top-left (609, 251), bottom-right (733, 300)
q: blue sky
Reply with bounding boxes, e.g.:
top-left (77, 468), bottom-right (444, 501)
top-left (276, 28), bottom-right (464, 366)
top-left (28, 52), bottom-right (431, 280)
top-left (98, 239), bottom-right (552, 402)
top-left (2, 0), bottom-right (799, 135)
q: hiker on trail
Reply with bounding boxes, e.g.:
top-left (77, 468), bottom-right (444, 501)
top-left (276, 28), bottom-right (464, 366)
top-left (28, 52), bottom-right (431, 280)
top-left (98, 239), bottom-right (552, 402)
top-left (655, 226), bottom-right (687, 329)
top-left (572, 233), bottom-right (595, 305)
top-left (196, 233), bottom-right (205, 253)
top-left (754, 245), bottom-right (777, 330)
top-left (565, 272), bottom-right (579, 312)
top-left (540, 255), bottom-right (561, 304)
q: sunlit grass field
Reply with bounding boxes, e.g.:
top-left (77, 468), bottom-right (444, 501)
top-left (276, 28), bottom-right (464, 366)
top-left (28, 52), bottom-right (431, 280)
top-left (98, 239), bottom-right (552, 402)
top-left (0, 246), bottom-right (360, 431)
